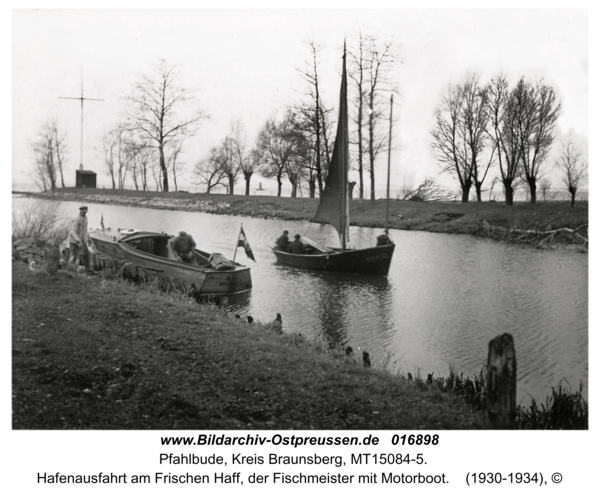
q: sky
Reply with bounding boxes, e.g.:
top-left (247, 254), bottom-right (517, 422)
top-left (10, 7), bottom-right (589, 197)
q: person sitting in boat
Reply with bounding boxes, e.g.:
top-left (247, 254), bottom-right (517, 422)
top-left (275, 230), bottom-right (291, 252)
top-left (173, 231), bottom-right (198, 264)
top-left (289, 234), bottom-right (306, 254)
top-left (376, 232), bottom-right (393, 246)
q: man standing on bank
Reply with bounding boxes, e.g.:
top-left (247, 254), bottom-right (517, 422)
top-left (68, 205), bottom-right (91, 271)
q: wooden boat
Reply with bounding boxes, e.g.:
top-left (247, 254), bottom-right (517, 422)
top-left (89, 229), bottom-right (252, 295)
top-left (272, 43), bottom-right (395, 276)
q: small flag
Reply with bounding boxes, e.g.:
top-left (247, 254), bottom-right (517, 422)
top-left (100, 214), bottom-right (105, 230)
top-left (237, 225), bottom-right (255, 261)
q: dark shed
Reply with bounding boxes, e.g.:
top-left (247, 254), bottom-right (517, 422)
top-left (76, 170), bottom-right (97, 189)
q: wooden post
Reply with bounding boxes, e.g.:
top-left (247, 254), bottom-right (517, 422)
top-left (486, 333), bottom-right (517, 429)
top-left (43, 246), bottom-right (60, 275)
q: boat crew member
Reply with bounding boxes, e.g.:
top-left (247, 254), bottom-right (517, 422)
top-left (275, 230), bottom-right (291, 252)
top-left (376, 231), bottom-right (393, 246)
top-left (289, 234), bottom-right (306, 254)
top-left (173, 231), bottom-right (198, 264)
top-left (68, 205), bottom-right (91, 271)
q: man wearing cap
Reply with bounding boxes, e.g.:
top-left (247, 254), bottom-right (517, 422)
top-left (68, 206), bottom-right (91, 270)
top-left (275, 230), bottom-right (291, 252)
top-left (289, 234), bottom-right (306, 254)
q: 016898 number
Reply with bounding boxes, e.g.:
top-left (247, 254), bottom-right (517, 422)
top-left (391, 434), bottom-right (439, 446)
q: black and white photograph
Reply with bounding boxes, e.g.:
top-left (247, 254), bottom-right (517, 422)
top-left (7, 4), bottom-right (593, 494)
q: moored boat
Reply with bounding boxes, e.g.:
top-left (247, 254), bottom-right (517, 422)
top-left (89, 229), bottom-right (252, 295)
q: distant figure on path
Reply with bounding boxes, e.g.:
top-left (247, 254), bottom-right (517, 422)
top-left (68, 205), bottom-right (91, 271)
top-left (173, 231), bottom-right (198, 264)
top-left (275, 230), bottom-right (291, 252)
top-left (289, 234), bottom-right (306, 254)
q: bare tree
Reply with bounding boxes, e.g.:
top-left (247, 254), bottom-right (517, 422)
top-left (538, 178), bottom-right (552, 201)
top-left (256, 113), bottom-right (306, 197)
top-left (102, 130), bottom-right (118, 189)
top-left (431, 83), bottom-right (473, 202)
top-left (486, 75), bottom-right (522, 205)
top-left (296, 40), bottom-right (334, 198)
top-left (364, 36), bottom-right (396, 200)
top-left (30, 120), bottom-right (67, 191)
top-left (30, 138), bottom-right (49, 192)
top-left (127, 59), bottom-right (207, 192)
top-left (555, 131), bottom-right (587, 207)
top-left (104, 124), bottom-right (134, 189)
top-left (516, 78), bottom-right (561, 203)
top-left (461, 75), bottom-right (494, 201)
top-left (194, 145), bottom-right (229, 193)
top-left (134, 144), bottom-right (155, 191)
top-left (348, 31), bottom-right (367, 199)
top-left (167, 138), bottom-right (186, 192)
top-left (229, 119), bottom-right (257, 196)
top-left (50, 119), bottom-right (68, 188)
top-left (432, 75), bottom-right (492, 203)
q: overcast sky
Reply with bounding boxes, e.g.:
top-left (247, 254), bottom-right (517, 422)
top-left (10, 7), bottom-right (589, 196)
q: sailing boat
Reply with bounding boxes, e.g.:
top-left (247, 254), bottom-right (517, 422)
top-left (271, 44), bottom-right (395, 276)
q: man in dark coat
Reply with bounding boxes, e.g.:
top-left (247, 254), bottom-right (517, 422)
top-left (289, 234), bottom-right (306, 254)
top-left (173, 231), bottom-right (198, 264)
top-left (275, 230), bottom-right (290, 252)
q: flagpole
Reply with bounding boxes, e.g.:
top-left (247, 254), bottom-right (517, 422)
top-left (233, 224), bottom-right (241, 262)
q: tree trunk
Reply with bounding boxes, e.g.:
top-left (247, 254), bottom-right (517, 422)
top-left (503, 181), bottom-right (514, 206)
top-left (369, 164), bottom-right (375, 201)
top-left (527, 176), bottom-right (537, 204)
top-left (159, 143), bottom-right (169, 192)
top-left (228, 175), bottom-right (235, 195)
top-left (308, 177), bottom-right (316, 198)
top-left (349, 181), bottom-right (356, 199)
top-left (569, 186), bottom-right (577, 207)
top-left (475, 181), bottom-right (483, 202)
top-left (461, 182), bottom-right (472, 203)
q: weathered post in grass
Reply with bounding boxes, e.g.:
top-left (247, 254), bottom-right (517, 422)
top-left (486, 333), bottom-right (517, 429)
top-left (43, 246), bottom-right (61, 275)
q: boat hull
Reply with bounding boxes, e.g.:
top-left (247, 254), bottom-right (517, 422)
top-left (89, 229), bottom-right (252, 295)
top-left (272, 243), bottom-right (395, 276)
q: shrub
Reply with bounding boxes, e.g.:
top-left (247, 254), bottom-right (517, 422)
top-left (12, 201), bottom-right (70, 246)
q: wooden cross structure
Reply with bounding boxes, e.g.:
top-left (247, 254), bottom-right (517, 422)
top-left (58, 67), bottom-right (104, 170)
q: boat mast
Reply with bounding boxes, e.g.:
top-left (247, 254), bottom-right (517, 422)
top-left (385, 94), bottom-right (393, 234)
top-left (340, 41), bottom-right (349, 250)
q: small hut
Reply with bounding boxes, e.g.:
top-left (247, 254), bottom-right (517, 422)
top-left (75, 170), bottom-right (97, 189)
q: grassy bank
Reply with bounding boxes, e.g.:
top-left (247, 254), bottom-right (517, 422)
top-left (13, 261), bottom-right (489, 430)
top-left (16, 188), bottom-right (588, 246)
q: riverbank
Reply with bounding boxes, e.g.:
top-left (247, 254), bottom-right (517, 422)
top-left (12, 261), bottom-right (489, 429)
top-left (14, 188), bottom-right (588, 247)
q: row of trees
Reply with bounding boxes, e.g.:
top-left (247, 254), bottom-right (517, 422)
top-left (34, 36), bottom-right (397, 197)
top-left (31, 48), bottom-right (586, 204)
top-left (193, 36), bottom-right (397, 199)
top-left (431, 74), bottom-right (587, 206)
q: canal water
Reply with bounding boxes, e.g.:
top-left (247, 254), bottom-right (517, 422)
top-left (12, 196), bottom-right (588, 404)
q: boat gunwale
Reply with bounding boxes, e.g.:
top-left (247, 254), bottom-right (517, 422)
top-left (89, 229), bottom-right (249, 273)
